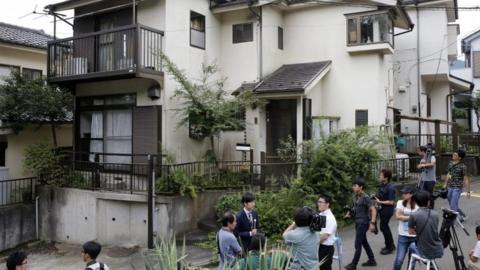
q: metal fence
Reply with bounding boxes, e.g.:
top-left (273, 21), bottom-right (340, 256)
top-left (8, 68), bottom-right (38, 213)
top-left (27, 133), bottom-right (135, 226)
top-left (0, 177), bottom-right (37, 207)
top-left (398, 133), bottom-right (480, 154)
top-left (369, 156), bottom-right (422, 182)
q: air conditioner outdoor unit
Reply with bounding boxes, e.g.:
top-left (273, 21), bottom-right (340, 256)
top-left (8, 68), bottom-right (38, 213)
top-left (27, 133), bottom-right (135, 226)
top-left (63, 57), bottom-right (88, 76)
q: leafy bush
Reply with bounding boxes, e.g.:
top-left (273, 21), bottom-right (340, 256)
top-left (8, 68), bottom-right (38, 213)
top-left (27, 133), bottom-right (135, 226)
top-left (156, 170), bottom-right (197, 198)
top-left (217, 128), bottom-right (382, 238)
top-left (23, 142), bottom-right (65, 185)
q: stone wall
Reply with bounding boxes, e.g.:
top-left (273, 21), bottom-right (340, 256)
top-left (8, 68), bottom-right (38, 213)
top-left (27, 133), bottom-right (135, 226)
top-left (0, 204), bottom-right (36, 251)
top-left (38, 186), bottom-right (227, 247)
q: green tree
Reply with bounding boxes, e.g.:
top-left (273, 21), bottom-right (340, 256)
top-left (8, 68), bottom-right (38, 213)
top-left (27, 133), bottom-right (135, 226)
top-left (160, 53), bottom-right (260, 160)
top-left (0, 71), bottom-right (73, 147)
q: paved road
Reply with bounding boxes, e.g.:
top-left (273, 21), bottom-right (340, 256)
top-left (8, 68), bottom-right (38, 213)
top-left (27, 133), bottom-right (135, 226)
top-left (336, 180), bottom-right (480, 270)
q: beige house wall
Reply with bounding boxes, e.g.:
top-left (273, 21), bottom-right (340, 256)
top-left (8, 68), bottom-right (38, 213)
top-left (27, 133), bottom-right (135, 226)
top-left (5, 125), bottom-right (72, 179)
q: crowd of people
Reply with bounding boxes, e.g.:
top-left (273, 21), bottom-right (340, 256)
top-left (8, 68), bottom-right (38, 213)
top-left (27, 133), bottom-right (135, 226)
top-left (3, 147), bottom-right (478, 270)
top-left (217, 147), bottom-right (479, 270)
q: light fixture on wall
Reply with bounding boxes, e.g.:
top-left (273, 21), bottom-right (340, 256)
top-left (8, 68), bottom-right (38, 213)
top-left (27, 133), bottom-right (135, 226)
top-left (147, 82), bottom-right (161, 100)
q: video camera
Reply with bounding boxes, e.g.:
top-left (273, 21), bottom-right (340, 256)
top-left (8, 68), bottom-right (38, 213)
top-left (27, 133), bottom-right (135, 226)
top-left (431, 188), bottom-right (448, 200)
top-left (304, 207), bottom-right (327, 232)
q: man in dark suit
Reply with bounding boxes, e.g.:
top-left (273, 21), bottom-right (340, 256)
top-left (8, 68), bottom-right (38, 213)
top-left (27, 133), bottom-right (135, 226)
top-left (235, 193), bottom-right (260, 252)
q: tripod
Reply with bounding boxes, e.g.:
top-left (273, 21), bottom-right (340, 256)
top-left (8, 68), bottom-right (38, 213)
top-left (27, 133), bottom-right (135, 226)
top-left (439, 208), bottom-right (470, 270)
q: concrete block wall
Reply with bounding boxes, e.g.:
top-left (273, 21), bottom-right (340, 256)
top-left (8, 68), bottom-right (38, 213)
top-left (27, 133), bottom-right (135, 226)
top-left (0, 204), bottom-right (36, 251)
top-left (38, 186), bottom-right (226, 247)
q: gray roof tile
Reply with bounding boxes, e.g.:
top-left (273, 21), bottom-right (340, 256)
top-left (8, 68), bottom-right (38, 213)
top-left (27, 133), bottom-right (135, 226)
top-left (0, 22), bottom-right (52, 50)
top-left (254, 61), bottom-right (331, 94)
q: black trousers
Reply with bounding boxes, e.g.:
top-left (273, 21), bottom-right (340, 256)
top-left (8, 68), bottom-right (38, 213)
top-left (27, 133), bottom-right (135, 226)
top-left (420, 180), bottom-right (436, 209)
top-left (352, 223), bottom-right (375, 265)
top-left (318, 244), bottom-right (335, 270)
top-left (379, 208), bottom-right (395, 249)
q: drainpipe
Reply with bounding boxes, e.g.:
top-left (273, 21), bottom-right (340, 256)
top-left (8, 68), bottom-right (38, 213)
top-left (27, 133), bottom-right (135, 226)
top-left (416, 2), bottom-right (422, 136)
top-left (249, 3), bottom-right (262, 79)
top-left (35, 196), bottom-right (40, 240)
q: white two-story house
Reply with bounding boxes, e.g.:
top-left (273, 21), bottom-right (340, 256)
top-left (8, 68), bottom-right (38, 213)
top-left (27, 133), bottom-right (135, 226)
top-left (45, 0), bottom-right (412, 163)
top-left (392, 0), bottom-right (473, 137)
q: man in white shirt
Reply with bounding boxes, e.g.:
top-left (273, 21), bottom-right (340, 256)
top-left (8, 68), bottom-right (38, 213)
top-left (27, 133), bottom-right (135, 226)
top-left (317, 194), bottom-right (338, 270)
top-left (468, 225), bottom-right (480, 270)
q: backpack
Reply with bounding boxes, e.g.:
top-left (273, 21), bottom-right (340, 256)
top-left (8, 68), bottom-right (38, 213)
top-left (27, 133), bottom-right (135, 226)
top-left (86, 262), bottom-right (105, 270)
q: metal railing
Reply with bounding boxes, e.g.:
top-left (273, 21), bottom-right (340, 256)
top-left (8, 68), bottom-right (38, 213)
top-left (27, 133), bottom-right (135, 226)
top-left (397, 133), bottom-right (480, 154)
top-left (210, 0), bottom-right (250, 8)
top-left (47, 24), bottom-right (164, 81)
top-left (0, 177), bottom-right (37, 207)
top-left (59, 151), bottom-right (154, 194)
top-left (369, 156), bottom-right (422, 182)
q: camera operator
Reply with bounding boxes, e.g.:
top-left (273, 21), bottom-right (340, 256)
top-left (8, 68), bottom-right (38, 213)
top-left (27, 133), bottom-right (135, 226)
top-left (317, 194), bottom-right (337, 270)
top-left (444, 149), bottom-right (471, 222)
top-left (417, 145), bottom-right (436, 209)
top-left (374, 169), bottom-right (396, 255)
top-left (344, 177), bottom-right (377, 270)
top-left (408, 190), bottom-right (443, 264)
top-left (283, 207), bottom-right (320, 270)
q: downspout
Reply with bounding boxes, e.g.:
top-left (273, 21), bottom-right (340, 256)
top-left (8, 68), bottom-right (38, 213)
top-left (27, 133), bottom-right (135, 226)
top-left (35, 195), bottom-right (39, 240)
top-left (416, 2), bottom-right (421, 136)
top-left (249, 3), bottom-right (262, 79)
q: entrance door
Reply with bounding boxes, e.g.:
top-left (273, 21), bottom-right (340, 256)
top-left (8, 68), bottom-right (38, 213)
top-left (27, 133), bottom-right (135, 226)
top-left (266, 99), bottom-right (297, 157)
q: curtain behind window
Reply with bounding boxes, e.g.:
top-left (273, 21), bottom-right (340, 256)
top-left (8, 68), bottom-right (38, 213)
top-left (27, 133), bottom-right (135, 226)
top-left (104, 110), bottom-right (132, 163)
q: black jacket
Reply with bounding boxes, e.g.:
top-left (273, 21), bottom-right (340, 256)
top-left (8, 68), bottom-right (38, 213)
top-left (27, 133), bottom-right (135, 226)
top-left (234, 209), bottom-right (260, 250)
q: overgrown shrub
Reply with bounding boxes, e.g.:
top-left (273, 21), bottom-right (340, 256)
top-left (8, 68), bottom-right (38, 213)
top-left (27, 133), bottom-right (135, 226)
top-left (217, 128), bottom-right (383, 238)
top-left (23, 142), bottom-right (64, 185)
top-left (156, 170), bottom-right (197, 198)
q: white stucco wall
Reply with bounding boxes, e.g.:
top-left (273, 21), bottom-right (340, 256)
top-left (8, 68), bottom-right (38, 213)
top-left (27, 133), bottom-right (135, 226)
top-left (393, 7), bottom-right (452, 134)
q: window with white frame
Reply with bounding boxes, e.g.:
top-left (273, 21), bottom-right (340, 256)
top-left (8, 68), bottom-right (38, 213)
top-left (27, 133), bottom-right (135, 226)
top-left (346, 12), bottom-right (393, 46)
top-left (190, 11), bottom-right (206, 49)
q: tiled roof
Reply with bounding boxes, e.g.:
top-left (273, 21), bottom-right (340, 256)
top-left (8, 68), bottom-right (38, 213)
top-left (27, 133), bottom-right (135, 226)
top-left (0, 22), bottom-right (53, 50)
top-left (253, 61), bottom-right (331, 94)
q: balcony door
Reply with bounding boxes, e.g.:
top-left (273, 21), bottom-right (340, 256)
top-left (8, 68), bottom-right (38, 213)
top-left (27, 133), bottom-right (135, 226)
top-left (95, 8), bottom-right (134, 72)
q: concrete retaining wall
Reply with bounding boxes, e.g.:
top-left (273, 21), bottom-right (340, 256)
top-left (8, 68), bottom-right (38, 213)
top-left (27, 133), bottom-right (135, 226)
top-left (38, 186), bottom-right (226, 247)
top-left (0, 204), bottom-right (36, 251)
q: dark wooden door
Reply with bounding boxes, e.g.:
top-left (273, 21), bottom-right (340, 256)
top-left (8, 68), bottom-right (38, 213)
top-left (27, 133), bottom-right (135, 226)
top-left (266, 99), bottom-right (297, 156)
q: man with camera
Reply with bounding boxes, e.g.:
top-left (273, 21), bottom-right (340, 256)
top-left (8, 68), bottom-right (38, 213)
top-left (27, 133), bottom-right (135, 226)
top-left (344, 177), bottom-right (377, 270)
top-left (317, 194), bottom-right (337, 270)
top-left (374, 169), bottom-right (396, 255)
top-left (417, 145), bottom-right (436, 208)
top-left (283, 207), bottom-right (321, 270)
top-left (408, 190), bottom-right (443, 265)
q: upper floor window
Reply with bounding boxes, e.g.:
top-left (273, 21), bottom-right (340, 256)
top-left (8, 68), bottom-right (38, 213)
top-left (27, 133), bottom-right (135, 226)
top-left (355, 110), bottom-right (368, 127)
top-left (22, 68), bottom-right (42, 80)
top-left (233, 23), bottom-right (253, 44)
top-left (0, 64), bottom-right (20, 84)
top-left (346, 12), bottom-right (393, 46)
top-left (190, 11), bottom-right (206, 49)
top-left (278, 27), bottom-right (284, 50)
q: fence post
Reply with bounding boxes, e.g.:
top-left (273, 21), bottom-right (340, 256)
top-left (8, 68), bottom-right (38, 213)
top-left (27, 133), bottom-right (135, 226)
top-left (93, 154), bottom-right (100, 190)
top-left (147, 155), bottom-right (155, 249)
top-left (250, 149), bottom-right (254, 186)
top-left (434, 120), bottom-right (440, 153)
top-left (260, 152), bottom-right (266, 191)
top-left (452, 124), bottom-right (459, 152)
top-left (401, 158), bottom-right (406, 181)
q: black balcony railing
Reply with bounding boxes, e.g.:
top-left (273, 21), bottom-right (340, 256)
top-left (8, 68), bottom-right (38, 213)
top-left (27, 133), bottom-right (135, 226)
top-left (47, 24), bottom-right (164, 82)
top-left (210, 0), bottom-right (251, 8)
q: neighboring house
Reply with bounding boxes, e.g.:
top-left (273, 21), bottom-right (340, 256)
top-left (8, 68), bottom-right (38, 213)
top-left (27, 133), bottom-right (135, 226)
top-left (392, 0), bottom-right (474, 136)
top-left (45, 0), bottom-right (413, 162)
top-left (0, 22), bottom-right (72, 179)
top-left (451, 29), bottom-right (480, 132)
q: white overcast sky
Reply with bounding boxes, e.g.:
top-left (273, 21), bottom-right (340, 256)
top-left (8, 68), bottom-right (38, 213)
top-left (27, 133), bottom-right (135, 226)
top-left (0, 0), bottom-right (479, 56)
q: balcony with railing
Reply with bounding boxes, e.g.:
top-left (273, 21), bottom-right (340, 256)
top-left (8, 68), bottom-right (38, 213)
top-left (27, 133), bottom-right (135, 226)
top-left (210, 0), bottom-right (252, 9)
top-left (47, 24), bottom-right (164, 84)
